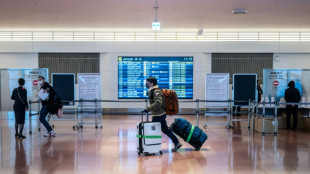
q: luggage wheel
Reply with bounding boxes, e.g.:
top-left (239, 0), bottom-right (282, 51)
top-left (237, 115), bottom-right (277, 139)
top-left (159, 151), bottom-right (163, 155)
top-left (226, 125), bottom-right (233, 129)
top-left (137, 152), bottom-right (141, 156)
top-left (203, 125), bottom-right (207, 129)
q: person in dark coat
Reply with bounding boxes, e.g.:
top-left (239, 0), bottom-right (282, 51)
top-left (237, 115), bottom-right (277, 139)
top-left (37, 75), bottom-right (56, 137)
top-left (285, 81), bottom-right (301, 130)
top-left (257, 80), bottom-right (263, 103)
top-left (11, 78), bottom-right (28, 139)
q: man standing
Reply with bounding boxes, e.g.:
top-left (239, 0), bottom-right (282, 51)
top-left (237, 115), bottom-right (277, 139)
top-left (257, 80), bottom-right (263, 103)
top-left (142, 77), bottom-right (182, 152)
top-left (38, 76), bottom-right (56, 137)
top-left (285, 81), bottom-right (301, 130)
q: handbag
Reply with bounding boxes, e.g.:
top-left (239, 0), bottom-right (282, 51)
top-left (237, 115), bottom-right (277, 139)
top-left (17, 88), bottom-right (26, 107)
top-left (57, 108), bottom-right (63, 118)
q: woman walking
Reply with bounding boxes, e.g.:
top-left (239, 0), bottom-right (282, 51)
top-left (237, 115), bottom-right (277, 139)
top-left (11, 78), bottom-right (28, 139)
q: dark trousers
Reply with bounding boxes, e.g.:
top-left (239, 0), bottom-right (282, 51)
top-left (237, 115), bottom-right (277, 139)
top-left (233, 107), bottom-right (241, 116)
top-left (152, 114), bottom-right (179, 146)
top-left (40, 105), bottom-right (53, 132)
top-left (286, 105), bottom-right (298, 129)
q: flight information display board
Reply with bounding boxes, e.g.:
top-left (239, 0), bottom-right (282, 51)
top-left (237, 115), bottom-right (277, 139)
top-left (118, 56), bottom-right (193, 99)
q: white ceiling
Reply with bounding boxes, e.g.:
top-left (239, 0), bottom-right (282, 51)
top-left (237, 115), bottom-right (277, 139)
top-left (0, 0), bottom-right (310, 31)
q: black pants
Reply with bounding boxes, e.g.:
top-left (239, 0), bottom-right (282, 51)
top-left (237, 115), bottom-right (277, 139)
top-left (233, 107), bottom-right (241, 116)
top-left (152, 114), bottom-right (179, 146)
top-left (286, 105), bottom-right (298, 129)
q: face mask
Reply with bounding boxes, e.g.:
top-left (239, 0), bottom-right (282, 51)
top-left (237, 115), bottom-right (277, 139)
top-left (38, 80), bottom-right (43, 85)
top-left (145, 83), bottom-right (150, 89)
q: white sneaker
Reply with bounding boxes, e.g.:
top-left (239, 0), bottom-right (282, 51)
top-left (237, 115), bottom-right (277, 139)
top-left (44, 131), bottom-right (56, 137)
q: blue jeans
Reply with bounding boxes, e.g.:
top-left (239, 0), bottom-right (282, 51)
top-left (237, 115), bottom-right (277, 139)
top-left (40, 105), bottom-right (53, 132)
top-left (152, 114), bottom-right (179, 146)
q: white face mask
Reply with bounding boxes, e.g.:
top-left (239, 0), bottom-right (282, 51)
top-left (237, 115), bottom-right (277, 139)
top-left (38, 80), bottom-right (43, 85)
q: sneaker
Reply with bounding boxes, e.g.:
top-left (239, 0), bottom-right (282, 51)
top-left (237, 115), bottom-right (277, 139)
top-left (15, 133), bottom-right (19, 137)
top-left (44, 131), bottom-right (56, 137)
top-left (172, 143), bottom-right (183, 152)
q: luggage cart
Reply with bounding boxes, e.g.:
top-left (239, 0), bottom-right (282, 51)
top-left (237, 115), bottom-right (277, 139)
top-left (202, 100), bottom-right (232, 129)
top-left (75, 99), bottom-right (103, 129)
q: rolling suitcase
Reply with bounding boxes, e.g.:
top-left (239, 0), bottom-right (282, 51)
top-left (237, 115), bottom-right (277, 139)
top-left (137, 112), bottom-right (162, 155)
top-left (170, 118), bottom-right (207, 150)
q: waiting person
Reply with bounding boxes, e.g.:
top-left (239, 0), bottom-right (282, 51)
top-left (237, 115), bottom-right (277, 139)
top-left (257, 80), bottom-right (263, 103)
top-left (285, 81), bottom-right (301, 130)
top-left (11, 78), bottom-right (28, 139)
top-left (38, 76), bottom-right (56, 137)
top-left (142, 77), bottom-right (182, 152)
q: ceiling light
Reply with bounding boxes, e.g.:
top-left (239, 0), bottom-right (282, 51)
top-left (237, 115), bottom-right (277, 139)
top-left (152, 0), bottom-right (160, 31)
top-left (233, 9), bottom-right (247, 14)
top-left (152, 20), bottom-right (160, 31)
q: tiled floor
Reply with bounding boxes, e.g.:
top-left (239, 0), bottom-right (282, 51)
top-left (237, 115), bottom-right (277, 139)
top-left (0, 112), bottom-right (310, 174)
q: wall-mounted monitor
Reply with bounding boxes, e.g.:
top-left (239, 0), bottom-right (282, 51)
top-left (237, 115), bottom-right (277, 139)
top-left (118, 56), bottom-right (193, 99)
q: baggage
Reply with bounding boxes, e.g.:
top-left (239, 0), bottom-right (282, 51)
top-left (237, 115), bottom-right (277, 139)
top-left (47, 95), bottom-right (63, 115)
top-left (161, 89), bottom-right (179, 115)
top-left (137, 112), bottom-right (162, 155)
top-left (170, 118), bottom-right (207, 150)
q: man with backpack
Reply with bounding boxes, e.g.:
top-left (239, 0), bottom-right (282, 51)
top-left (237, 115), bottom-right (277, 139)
top-left (37, 76), bottom-right (57, 137)
top-left (142, 77), bottom-right (182, 152)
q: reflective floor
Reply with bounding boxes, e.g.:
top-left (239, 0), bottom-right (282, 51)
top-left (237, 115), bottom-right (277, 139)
top-left (0, 112), bottom-right (310, 174)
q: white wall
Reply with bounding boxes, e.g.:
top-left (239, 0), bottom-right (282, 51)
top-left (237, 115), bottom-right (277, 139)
top-left (273, 53), bottom-right (310, 69)
top-left (0, 41), bottom-right (310, 109)
top-left (0, 53), bottom-right (38, 69)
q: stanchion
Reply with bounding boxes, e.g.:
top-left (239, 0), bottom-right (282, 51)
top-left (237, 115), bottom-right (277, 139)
top-left (196, 99), bottom-right (199, 127)
top-left (95, 99), bottom-right (98, 128)
top-left (248, 99), bottom-right (251, 129)
top-left (274, 101), bottom-right (278, 135)
top-left (29, 100), bottom-right (32, 134)
top-left (80, 99), bottom-right (84, 129)
top-left (262, 101), bottom-right (266, 135)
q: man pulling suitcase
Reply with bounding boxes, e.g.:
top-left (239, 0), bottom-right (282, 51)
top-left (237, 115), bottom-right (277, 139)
top-left (142, 77), bottom-right (182, 152)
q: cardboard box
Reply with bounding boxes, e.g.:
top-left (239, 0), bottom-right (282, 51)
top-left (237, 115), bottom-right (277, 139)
top-left (302, 117), bottom-right (310, 131)
top-left (277, 116), bottom-right (286, 129)
top-left (250, 117), bottom-right (257, 131)
top-left (255, 118), bottom-right (278, 134)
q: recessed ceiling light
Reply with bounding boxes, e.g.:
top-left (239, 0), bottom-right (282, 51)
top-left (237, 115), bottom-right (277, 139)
top-left (233, 9), bottom-right (247, 14)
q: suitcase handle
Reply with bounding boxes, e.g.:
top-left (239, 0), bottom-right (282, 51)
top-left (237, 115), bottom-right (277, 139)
top-left (141, 111), bottom-right (149, 122)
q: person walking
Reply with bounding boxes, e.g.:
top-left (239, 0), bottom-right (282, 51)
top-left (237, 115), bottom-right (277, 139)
top-left (142, 77), bottom-right (182, 152)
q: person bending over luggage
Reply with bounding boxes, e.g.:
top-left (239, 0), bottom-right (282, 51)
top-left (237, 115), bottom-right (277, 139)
top-left (285, 81), bottom-right (301, 130)
top-left (38, 76), bottom-right (56, 137)
top-left (11, 78), bottom-right (28, 139)
top-left (142, 77), bottom-right (182, 152)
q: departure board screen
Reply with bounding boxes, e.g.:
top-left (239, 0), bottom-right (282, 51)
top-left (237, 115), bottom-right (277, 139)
top-left (118, 56), bottom-right (193, 99)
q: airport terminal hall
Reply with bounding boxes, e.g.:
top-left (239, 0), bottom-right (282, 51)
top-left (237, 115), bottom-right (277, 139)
top-left (1, 0), bottom-right (310, 174)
